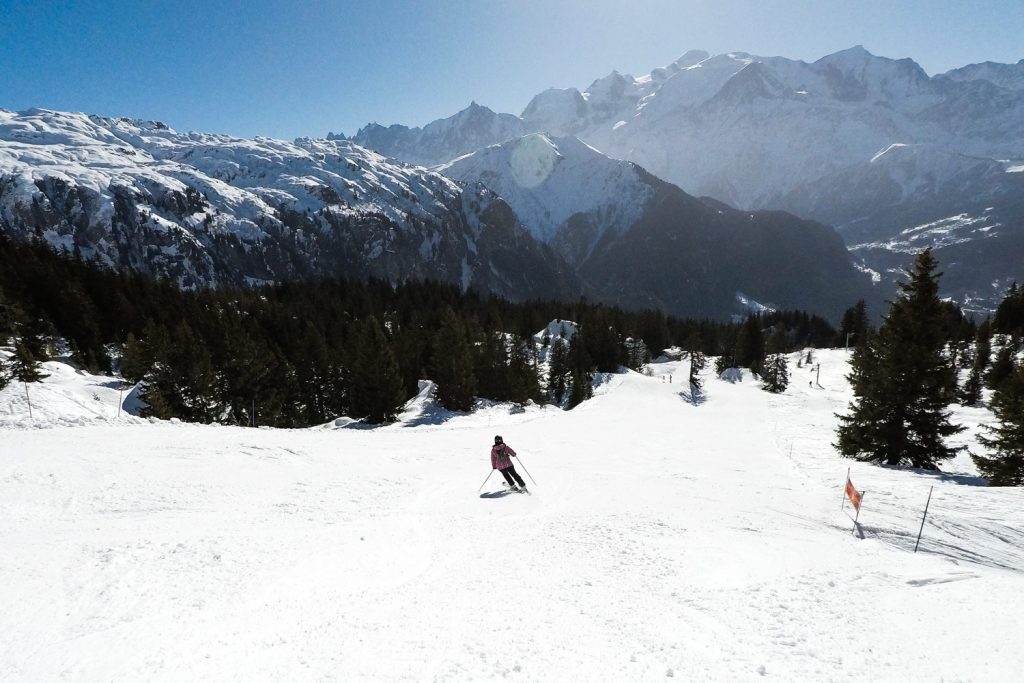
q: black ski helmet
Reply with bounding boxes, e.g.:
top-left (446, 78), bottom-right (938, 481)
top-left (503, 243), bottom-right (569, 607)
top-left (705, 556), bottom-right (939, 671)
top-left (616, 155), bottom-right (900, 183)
top-left (494, 435), bottom-right (503, 445)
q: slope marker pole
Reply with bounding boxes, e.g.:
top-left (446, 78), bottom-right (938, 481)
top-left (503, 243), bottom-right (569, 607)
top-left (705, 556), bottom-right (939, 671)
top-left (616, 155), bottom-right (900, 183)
top-left (914, 486), bottom-right (934, 553)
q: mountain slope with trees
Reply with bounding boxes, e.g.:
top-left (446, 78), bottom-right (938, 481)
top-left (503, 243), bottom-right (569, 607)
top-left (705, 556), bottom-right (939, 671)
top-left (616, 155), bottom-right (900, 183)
top-left (442, 134), bottom-right (872, 319)
top-left (0, 236), bottom-right (838, 427)
top-left (0, 108), bottom-right (576, 303)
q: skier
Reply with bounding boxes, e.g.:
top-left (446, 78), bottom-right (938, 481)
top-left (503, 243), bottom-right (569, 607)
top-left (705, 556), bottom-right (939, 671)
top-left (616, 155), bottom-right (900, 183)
top-left (491, 435), bottom-right (527, 493)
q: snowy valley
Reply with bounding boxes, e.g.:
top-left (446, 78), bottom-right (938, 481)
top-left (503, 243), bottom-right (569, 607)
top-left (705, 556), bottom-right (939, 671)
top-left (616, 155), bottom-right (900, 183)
top-left (1, 347), bottom-right (1022, 681)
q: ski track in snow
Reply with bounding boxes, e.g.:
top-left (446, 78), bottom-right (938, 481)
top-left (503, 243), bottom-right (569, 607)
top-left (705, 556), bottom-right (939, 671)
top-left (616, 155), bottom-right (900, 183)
top-left (1, 350), bottom-right (1022, 681)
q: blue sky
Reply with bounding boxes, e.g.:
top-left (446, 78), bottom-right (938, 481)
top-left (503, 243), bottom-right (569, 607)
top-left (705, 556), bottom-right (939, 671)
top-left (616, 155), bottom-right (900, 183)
top-left (1, 0), bottom-right (1022, 139)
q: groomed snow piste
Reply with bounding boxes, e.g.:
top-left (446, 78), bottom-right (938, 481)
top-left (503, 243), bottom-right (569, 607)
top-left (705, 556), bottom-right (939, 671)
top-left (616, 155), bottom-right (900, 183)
top-left (1, 350), bottom-right (1022, 681)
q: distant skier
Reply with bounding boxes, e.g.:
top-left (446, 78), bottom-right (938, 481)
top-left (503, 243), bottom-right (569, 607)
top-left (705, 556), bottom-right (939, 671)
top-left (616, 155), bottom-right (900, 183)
top-left (491, 435), bottom-right (527, 493)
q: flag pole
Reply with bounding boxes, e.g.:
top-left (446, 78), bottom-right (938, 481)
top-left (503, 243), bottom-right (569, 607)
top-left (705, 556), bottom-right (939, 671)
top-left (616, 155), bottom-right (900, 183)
top-left (914, 486), bottom-right (934, 553)
top-left (852, 491), bottom-right (865, 535)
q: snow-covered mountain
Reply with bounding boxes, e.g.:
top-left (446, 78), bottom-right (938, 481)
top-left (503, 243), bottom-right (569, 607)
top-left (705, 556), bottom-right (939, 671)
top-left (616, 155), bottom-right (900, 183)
top-left (944, 59), bottom-right (1024, 91)
top-left (771, 143), bottom-right (1024, 312)
top-left (347, 46), bottom-right (1024, 312)
top-left (342, 102), bottom-right (525, 169)
top-left (441, 134), bottom-right (870, 319)
top-left (353, 46), bottom-right (1024, 207)
top-left (441, 134), bottom-right (652, 260)
top-left (0, 108), bottom-right (576, 300)
top-left (0, 108), bottom-right (872, 320)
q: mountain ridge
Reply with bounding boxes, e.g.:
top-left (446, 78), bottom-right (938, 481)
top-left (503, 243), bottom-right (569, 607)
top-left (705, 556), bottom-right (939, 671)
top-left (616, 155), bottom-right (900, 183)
top-left (0, 108), bottom-right (577, 301)
top-left (0, 108), bottom-right (872, 320)
top-left (346, 46), bottom-right (1024, 312)
top-left (440, 133), bottom-right (870, 319)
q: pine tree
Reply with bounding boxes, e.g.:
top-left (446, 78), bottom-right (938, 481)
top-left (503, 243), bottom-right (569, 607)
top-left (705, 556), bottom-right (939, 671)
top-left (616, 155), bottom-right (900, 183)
top-left (588, 321), bottom-right (624, 373)
top-left (959, 365), bottom-right (983, 406)
top-left (506, 334), bottom-right (540, 406)
top-left (18, 317), bottom-right (54, 361)
top-left (760, 324), bottom-right (789, 393)
top-left (294, 322), bottom-right (334, 425)
top-left (760, 353), bottom-right (790, 393)
top-left (431, 307), bottom-right (477, 412)
top-left (735, 315), bottom-right (765, 375)
top-left (168, 322), bottom-right (218, 422)
top-left (986, 346), bottom-right (1016, 391)
top-left (0, 350), bottom-right (11, 390)
top-left (348, 316), bottom-right (406, 423)
top-left (220, 331), bottom-right (285, 427)
top-left (638, 310), bottom-right (671, 361)
top-left (686, 332), bottom-right (706, 391)
top-left (713, 325), bottom-right (738, 374)
top-left (136, 324), bottom-right (174, 419)
top-left (625, 337), bottom-right (649, 370)
top-left (135, 322), bottom-right (217, 422)
top-left (547, 336), bottom-right (569, 405)
top-left (993, 282), bottom-right (1024, 339)
top-left (120, 332), bottom-right (150, 383)
top-left (10, 336), bottom-right (49, 383)
top-left (0, 285), bottom-right (22, 343)
top-left (958, 319), bottom-right (991, 406)
top-left (835, 249), bottom-right (964, 469)
top-left (837, 300), bottom-right (868, 348)
top-left (975, 318), bottom-right (993, 371)
top-left (973, 362), bottom-right (1024, 485)
top-left (474, 330), bottom-right (509, 402)
top-left (566, 328), bottom-right (593, 409)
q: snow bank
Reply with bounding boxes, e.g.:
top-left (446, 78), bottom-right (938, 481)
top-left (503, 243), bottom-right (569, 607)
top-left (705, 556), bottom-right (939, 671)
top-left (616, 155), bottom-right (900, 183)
top-left (0, 351), bottom-right (142, 429)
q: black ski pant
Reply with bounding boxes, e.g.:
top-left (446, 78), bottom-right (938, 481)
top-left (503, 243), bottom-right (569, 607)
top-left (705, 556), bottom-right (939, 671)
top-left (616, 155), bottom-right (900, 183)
top-left (499, 465), bottom-right (525, 488)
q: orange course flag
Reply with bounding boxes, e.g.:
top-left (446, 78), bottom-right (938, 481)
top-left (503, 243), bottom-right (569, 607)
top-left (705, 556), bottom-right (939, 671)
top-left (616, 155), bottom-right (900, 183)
top-left (845, 478), bottom-right (862, 512)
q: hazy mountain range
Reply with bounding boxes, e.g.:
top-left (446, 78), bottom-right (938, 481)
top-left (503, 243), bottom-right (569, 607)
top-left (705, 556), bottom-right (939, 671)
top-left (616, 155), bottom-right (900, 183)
top-left (348, 46), bottom-right (1024, 313)
top-left (0, 108), bottom-right (867, 320)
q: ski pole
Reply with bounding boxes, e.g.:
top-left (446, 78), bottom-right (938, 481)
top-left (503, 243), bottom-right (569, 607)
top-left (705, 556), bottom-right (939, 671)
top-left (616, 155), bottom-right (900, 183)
top-left (515, 456), bottom-right (537, 486)
top-left (477, 469), bottom-right (495, 493)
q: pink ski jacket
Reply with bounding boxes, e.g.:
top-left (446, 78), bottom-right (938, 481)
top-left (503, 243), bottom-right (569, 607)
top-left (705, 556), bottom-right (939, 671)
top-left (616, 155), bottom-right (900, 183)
top-left (491, 443), bottom-right (516, 470)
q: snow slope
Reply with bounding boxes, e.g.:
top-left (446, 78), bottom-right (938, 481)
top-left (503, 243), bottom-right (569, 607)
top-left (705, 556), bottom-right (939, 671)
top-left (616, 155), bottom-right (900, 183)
top-left (1, 350), bottom-right (1022, 681)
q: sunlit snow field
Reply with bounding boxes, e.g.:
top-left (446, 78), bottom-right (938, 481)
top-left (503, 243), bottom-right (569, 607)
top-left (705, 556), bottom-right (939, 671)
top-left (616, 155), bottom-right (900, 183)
top-left (1, 349), bottom-right (1022, 681)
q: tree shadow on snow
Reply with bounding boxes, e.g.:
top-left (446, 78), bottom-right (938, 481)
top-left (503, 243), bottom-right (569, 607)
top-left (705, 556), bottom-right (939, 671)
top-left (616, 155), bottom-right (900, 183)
top-left (401, 402), bottom-right (459, 428)
top-left (678, 385), bottom-right (706, 406)
top-left (877, 464), bottom-right (988, 487)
